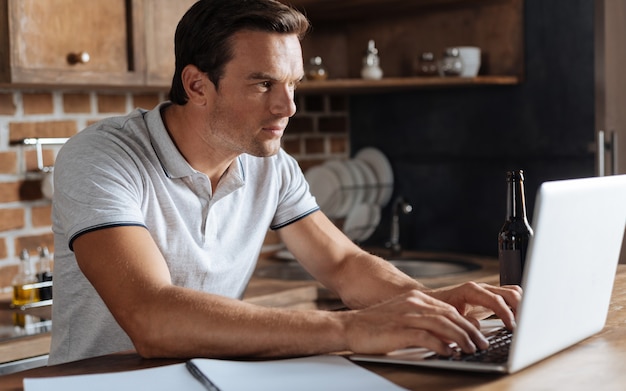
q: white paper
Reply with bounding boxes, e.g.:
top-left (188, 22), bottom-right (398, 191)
top-left (189, 355), bottom-right (407, 390)
top-left (24, 355), bottom-right (407, 391)
top-left (24, 363), bottom-right (204, 391)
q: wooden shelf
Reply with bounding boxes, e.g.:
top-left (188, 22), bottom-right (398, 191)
top-left (296, 75), bottom-right (520, 94)
top-left (287, 0), bottom-right (493, 22)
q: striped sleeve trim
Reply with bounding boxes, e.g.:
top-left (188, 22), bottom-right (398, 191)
top-left (270, 207), bottom-right (320, 230)
top-left (69, 222), bottom-right (147, 251)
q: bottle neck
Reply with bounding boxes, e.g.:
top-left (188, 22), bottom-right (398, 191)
top-left (506, 173), bottom-right (529, 221)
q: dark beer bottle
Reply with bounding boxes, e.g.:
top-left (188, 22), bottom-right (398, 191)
top-left (498, 170), bottom-right (533, 286)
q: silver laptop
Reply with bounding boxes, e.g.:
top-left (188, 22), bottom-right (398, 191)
top-left (351, 174), bottom-right (626, 373)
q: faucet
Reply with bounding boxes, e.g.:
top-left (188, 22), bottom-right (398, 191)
top-left (386, 196), bottom-right (413, 256)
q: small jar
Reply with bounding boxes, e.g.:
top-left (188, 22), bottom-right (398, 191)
top-left (414, 52), bottom-right (438, 77)
top-left (305, 56), bottom-right (328, 81)
top-left (439, 47), bottom-right (464, 77)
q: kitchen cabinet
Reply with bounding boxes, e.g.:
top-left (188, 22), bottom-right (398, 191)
top-left (0, 0), bottom-right (522, 90)
top-left (287, 0), bottom-right (524, 93)
top-left (143, 0), bottom-right (197, 86)
top-left (0, 0), bottom-right (144, 86)
top-left (0, 0), bottom-right (194, 88)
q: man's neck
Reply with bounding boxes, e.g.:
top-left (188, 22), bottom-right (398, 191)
top-left (160, 103), bottom-right (236, 188)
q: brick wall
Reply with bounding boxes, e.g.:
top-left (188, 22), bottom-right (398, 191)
top-left (0, 88), bottom-right (349, 292)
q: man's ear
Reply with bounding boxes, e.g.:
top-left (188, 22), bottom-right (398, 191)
top-left (181, 65), bottom-right (214, 105)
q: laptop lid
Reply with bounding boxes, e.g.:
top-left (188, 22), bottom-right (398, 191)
top-left (351, 175), bottom-right (626, 373)
top-left (507, 174), bottom-right (626, 372)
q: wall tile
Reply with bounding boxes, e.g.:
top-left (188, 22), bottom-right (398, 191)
top-left (287, 116), bottom-right (314, 134)
top-left (22, 93), bottom-right (54, 115)
top-left (0, 181), bottom-right (22, 203)
top-left (304, 137), bottom-right (325, 154)
top-left (303, 95), bottom-right (325, 112)
top-left (329, 136), bottom-right (348, 154)
top-left (133, 93), bottom-right (161, 110)
top-left (63, 93), bottom-right (91, 113)
top-left (32, 205), bottom-right (52, 227)
top-left (0, 93), bottom-right (16, 115)
top-left (0, 264), bottom-right (17, 289)
top-left (282, 138), bottom-right (301, 156)
top-left (97, 94), bottom-right (127, 113)
top-left (318, 116), bottom-right (348, 133)
top-left (0, 209), bottom-right (25, 232)
top-left (0, 151), bottom-right (18, 174)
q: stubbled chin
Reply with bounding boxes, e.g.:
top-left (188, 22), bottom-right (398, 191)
top-left (249, 140), bottom-right (281, 158)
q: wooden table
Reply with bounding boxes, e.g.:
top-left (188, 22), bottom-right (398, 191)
top-left (2, 266), bottom-right (626, 391)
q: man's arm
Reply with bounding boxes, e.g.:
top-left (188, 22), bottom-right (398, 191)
top-left (279, 210), bottom-right (521, 334)
top-left (73, 220), bottom-right (510, 359)
top-left (73, 225), bottom-right (350, 359)
top-left (278, 210), bottom-right (424, 308)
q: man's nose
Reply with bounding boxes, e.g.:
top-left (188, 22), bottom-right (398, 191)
top-left (270, 86), bottom-right (297, 118)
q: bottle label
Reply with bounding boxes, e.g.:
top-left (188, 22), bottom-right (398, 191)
top-left (499, 249), bottom-right (523, 286)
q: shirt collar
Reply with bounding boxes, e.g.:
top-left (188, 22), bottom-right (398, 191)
top-left (144, 101), bottom-right (245, 184)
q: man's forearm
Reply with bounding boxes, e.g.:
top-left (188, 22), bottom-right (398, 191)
top-left (123, 285), bottom-right (348, 359)
top-left (330, 251), bottom-right (424, 310)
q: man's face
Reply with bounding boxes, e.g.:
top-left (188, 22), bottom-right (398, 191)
top-left (204, 30), bottom-right (304, 158)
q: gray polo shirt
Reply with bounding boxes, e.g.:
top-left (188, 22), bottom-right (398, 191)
top-left (49, 102), bottom-right (318, 364)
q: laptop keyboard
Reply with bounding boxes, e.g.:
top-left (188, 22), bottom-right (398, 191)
top-left (427, 328), bottom-right (513, 364)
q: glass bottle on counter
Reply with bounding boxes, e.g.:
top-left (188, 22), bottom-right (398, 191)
top-left (12, 249), bottom-right (40, 306)
top-left (37, 246), bottom-right (53, 301)
top-left (12, 249), bottom-right (40, 327)
top-left (498, 170), bottom-right (534, 286)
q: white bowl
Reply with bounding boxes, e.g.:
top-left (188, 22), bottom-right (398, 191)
top-left (456, 46), bottom-right (481, 77)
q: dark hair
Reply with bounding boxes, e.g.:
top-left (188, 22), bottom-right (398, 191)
top-left (168, 0), bottom-right (310, 105)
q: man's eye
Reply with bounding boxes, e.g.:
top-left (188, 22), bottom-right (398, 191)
top-left (260, 81), bottom-right (272, 89)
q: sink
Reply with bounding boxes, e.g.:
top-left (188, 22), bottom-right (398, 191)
top-left (254, 255), bottom-right (481, 281)
top-left (386, 259), bottom-right (480, 277)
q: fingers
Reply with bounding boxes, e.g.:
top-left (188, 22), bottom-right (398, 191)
top-left (345, 290), bottom-right (489, 356)
top-left (345, 283), bottom-right (521, 357)
top-left (404, 292), bottom-right (489, 352)
top-left (482, 284), bottom-right (522, 329)
top-left (427, 282), bottom-right (522, 331)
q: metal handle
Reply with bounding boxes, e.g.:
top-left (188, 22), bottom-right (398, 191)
top-left (597, 130), bottom-right (618, 176)
top-left (598, 130), bottom-right (605, 176)
top-left (66, 51), bottom-right (90, 65)
top-left (13, 138), bottom-right (70, 173)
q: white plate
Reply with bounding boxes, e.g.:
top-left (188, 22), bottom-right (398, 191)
top-left (304, 165), bottom-right (342, 218)
top-left (351, 159), bottom-right (379, 205)
top-left (355, 147), bottom-right (394, 207)
top-left (343, 203), bottom-right (381, 242)
top-left (344, 160), bottom-right (366, 207)
top-left (323, 160), bottom-right (356, 218)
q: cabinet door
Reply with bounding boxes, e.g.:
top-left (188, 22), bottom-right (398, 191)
top-left (3, 0), bottom-right (143, 86)
top-left (144, 0), bottom-right (197, 86)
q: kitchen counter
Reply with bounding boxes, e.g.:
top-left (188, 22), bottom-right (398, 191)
top-left (1, 265), bottom-right (625, 390)
top-left (0, 251), bottom-right (498, 369)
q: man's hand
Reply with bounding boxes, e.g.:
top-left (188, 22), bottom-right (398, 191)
top-left (425, 282), bottom-right (522, 330)
top-left (339, 283), bottom-right (521, 357)
top-left (340, 289), bottom-right (490, 356)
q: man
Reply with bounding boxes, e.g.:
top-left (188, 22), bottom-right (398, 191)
top-left (49, 0), bottom-right (520, 365)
